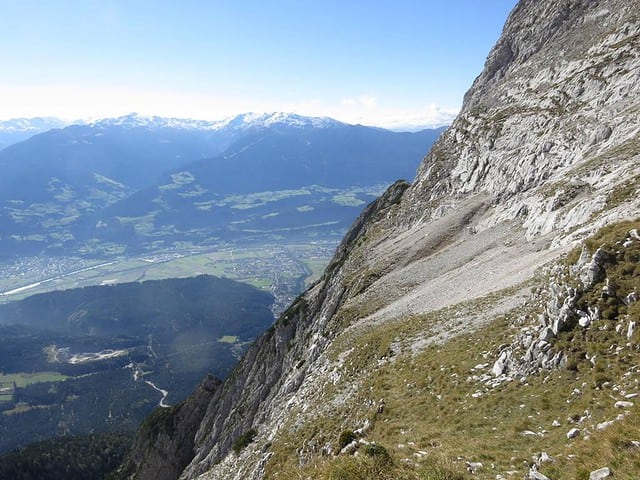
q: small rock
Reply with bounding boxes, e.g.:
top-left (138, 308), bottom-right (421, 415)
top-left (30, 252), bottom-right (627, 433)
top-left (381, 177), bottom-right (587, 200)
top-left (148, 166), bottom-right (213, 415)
top-left (627, 321), bottom-right (636, 340)
top-left (578, 315), bottom-right (592, 328)
top-left (597, 419), bottom-right (616, 431)
top-left (615, 400), bottom-right (634, 409)
top-left (624, 292), bottom-right (638, 305)
top-left (339, 440), bottom-right (359, 455)
top-left (567, 427), bottom-right (581, 439)
top-left (539, 326), bottom-right (555, 341)
top-left (589, 466), bottom-right (611, 479)
top-left (552, 419), bottom-right (561, 427)
top-left (527, 466), bottom-right (551, 480)
top-left (492, 350), bottom-right (510, 377)
top-left (466, 461), bottom-right (483, 474)
top-left (536, 452), bottom-right (553, 465)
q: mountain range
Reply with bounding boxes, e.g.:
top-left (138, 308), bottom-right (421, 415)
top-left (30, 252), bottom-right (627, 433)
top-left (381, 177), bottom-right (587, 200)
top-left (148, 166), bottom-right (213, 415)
top-left (0, 113), bottom-right (443, 260)
top-left (105, 1), bottom-right (640, 479)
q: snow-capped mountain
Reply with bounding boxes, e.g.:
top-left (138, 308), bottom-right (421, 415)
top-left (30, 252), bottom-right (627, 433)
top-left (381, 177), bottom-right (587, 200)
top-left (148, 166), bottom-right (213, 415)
top-left (88, 113), bottom-right (227, 131)
top-left (88, 112), bottom-right (346, 132)
top-left (0, 117), bottom-right (67, 133)
top-left (0, 112), bottom-right (444, 260)
top-left (0, 117), bottom-right (68, 150)
top-left (219, 112), bottom-right (346, 130)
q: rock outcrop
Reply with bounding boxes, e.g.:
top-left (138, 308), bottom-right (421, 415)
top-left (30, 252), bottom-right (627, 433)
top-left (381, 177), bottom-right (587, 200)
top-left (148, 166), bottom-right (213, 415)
top-left (112, 375), bottom-right (220, 480)
top-left (120, 0), bottom-right (640, 478)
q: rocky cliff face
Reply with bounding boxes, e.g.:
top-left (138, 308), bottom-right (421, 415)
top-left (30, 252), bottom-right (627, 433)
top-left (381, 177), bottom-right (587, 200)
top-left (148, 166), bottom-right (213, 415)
top-left (113, 375), bottom-right (220, 480)
top-left (123, 1), bottom-right (640, 478)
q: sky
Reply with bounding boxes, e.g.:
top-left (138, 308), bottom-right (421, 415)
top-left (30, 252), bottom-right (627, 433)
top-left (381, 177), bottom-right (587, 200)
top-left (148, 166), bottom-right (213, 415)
top-left (0, 1), bottom-right (518, 130)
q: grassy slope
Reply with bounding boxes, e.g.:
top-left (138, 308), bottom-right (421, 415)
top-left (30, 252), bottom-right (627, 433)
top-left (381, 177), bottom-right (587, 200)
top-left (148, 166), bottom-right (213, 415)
top-left (262, 220), bottom-right (640, 480)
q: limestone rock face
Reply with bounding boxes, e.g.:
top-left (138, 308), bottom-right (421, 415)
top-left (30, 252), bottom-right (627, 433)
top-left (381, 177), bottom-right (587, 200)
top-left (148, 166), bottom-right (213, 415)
top-left (120, 1), bottom-right (640, 479)
top-left (180, 182), bottom-right (411, 480)
top-left (403, 0), bottom-right (640, 240)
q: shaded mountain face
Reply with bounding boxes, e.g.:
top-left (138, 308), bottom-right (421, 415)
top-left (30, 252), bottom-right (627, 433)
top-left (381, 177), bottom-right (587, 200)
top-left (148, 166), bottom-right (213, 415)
top-left (0, 274), bottom-right (274, 453)
top-left (114, 1), bottom-right (640, 479)
top-left (0, 114), bottom-right (442, 259)
top-left (94, 125), bottom-right (442, 251)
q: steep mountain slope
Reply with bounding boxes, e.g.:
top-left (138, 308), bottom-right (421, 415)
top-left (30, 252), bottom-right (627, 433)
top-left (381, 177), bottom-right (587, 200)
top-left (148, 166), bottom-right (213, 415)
top-left (116, 1), bottom-right (640, 479)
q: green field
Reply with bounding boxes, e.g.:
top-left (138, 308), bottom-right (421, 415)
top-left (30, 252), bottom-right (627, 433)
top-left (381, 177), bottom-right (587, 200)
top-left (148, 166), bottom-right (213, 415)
top-left (0, 241), bottom-right (336, 305)
top-left (218, 336), bottom-right (239, 344)
top-left (0, 371), bottom-right (68, 388)
top-left (0, 371), bottom-right (69, 406)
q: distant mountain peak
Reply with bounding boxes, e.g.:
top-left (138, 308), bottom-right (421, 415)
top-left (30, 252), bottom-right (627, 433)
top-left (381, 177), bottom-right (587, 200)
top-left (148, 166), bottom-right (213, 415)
top-left (89, 113), bottom-right (227, 131)
top-left (88, 112), bottom-right (346, 132)
top-left (220, 112), bottom-right (346, 130)
top-left (0, 117), bottom-right (67, 133)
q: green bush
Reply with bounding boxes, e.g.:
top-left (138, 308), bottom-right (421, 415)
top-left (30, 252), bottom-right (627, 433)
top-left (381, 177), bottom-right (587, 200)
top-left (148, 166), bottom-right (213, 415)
top-left (362, 443), bottom-right (392, 464)
top-left (232, 428), bottom-right (258, 455)
top-left (337, 430), bottom-right (357, 451)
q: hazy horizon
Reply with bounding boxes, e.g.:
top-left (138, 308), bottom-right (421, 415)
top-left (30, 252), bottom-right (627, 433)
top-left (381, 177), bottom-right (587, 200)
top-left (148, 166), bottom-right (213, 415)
top-left (0, 1), bottom-right (517, 130)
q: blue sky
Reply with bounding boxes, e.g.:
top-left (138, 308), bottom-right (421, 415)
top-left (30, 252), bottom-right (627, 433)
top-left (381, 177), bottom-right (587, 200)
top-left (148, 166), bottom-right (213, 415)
top-left (0, 1), bottom-right (518, 129)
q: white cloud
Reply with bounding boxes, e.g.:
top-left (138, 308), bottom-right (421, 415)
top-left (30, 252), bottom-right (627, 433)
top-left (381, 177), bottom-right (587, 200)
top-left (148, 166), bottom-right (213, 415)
top-left (290, 98), bottom-right (458, 131)
top-left (0, 84), bottom-right (458, 130)
top-left (0, 84), bottom-right (266, 122)
top-left (341, 95), bottom-right (377, 109)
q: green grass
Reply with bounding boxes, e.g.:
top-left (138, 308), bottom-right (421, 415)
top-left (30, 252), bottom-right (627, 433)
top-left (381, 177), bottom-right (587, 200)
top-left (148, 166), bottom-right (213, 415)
top-left (263, 220), bottom-right (640, 479)
top-left (218, 336), bottom-right (239, 344)
top-left (115, 212), bottom-right (159, 236)
top-left (0, 372), bottom-right (68, 408)
top-left (2, 402), bottom-right (53, 416)
top-left (606, 175), bottom-right (640, 209)
top-left (332, 194), bottom-right (366, 207)
top-left (0, 372), bottom-right (68, 388)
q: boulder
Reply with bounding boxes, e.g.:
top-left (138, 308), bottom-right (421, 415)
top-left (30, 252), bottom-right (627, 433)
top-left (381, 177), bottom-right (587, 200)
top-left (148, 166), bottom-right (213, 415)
top-left (567, 427), bottom-right (580, 439)
top-left (580, 247), bottom-right (608, 288)
top-left (589, 467), bottom-right (611, 480)
top-left (627, 321), bottom-right (636, 340)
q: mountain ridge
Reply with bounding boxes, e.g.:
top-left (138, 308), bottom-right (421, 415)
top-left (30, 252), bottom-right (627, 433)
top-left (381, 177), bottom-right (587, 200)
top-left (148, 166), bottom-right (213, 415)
top-left (88, 112), bottom-right (348, 132)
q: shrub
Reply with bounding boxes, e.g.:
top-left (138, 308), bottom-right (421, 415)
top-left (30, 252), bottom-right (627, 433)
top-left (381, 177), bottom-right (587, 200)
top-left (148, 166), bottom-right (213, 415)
top-left (232, 428), bottom-right (257, 455)
top-left (362, 443), bottom-right (392, 464)
top-left (337, 430), bottom-right (357, 451)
